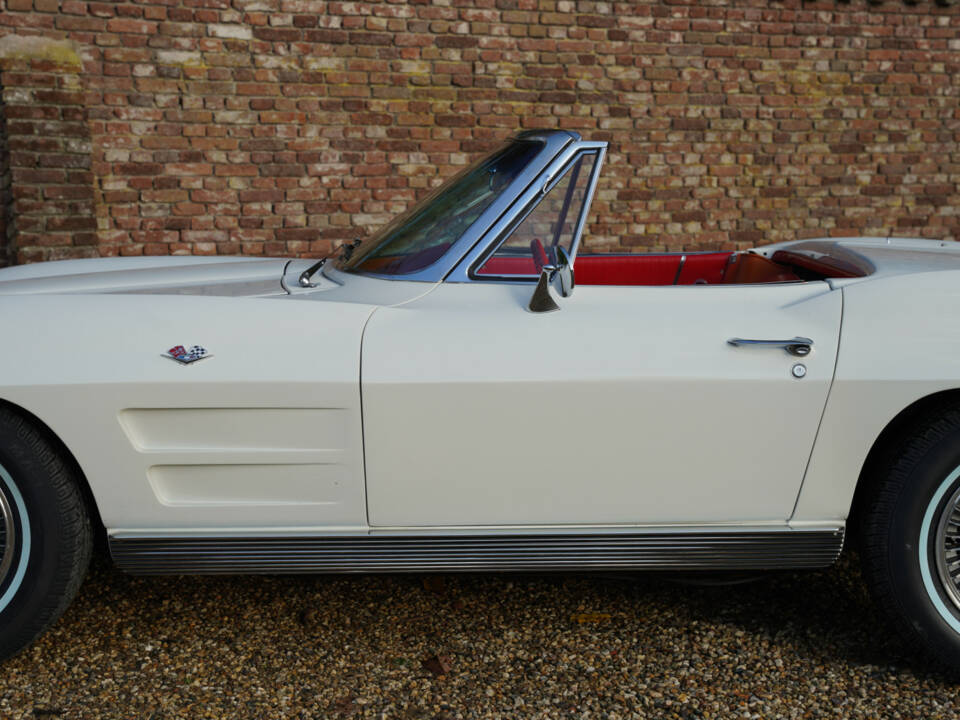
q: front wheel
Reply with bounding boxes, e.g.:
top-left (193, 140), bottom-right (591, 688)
top-left (0, 409), bottom-right (92, 660)
top-left (861, 407), bottom-right (960, 670)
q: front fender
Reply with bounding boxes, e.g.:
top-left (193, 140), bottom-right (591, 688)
top-left (0, 293), bottom-right (374, 532)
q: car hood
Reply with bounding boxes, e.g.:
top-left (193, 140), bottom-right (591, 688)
top-left (0, 256), bottom-right (288, 297)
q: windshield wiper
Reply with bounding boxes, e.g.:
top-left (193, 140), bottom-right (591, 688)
top-left (298, 238), bottom-right (363, 288)
top-left (298, 257), bottom-right (327, 288)
top-left (339, 237), bottom-right (362, 262)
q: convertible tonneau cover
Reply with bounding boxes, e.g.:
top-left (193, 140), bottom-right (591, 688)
top-left (758, 237), bottom-right (960, 286)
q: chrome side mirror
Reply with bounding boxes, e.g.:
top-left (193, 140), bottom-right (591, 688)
top-left (528, 269), bottom-right (560, 313)
top-left (553, 246), bottom-right (574, 298)
top-left (528, 246), bottom-right (575, 313)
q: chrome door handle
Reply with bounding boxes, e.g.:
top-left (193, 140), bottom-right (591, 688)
top-left (727, 337), bottom-right (813, 357)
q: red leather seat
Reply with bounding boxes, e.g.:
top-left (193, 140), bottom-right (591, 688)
top-left (575, 254), bottom-right (683, 286)
top-left (676, 252), bottom-right (730, 285)
top-left (720, 253), bottom-right (799, 284)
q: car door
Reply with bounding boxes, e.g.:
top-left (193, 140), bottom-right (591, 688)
top-left (361, 277), bottom-right (840, 528)
top-left (360, 145), bottom-right (841, 529)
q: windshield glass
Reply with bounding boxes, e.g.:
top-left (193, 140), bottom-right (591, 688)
top-left (476, 151), bottom-right (598, 278)
top-left (339, 141), bottom-right (542, 276)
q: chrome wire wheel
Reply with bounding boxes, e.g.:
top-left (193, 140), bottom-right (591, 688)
top-left (934, 481), bottom-right (960, 615)
top-left (0, 482), bottom-right (13, 588)
top-left (0, 459), bottom-right (28, 611)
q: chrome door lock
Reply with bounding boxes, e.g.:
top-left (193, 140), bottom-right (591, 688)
top-left (791, 363), bottom-right (807, 379)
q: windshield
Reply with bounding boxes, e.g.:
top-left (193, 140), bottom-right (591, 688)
top-left (339, 141), bottom-right (542, 276)
top-left (476, 151), bottom-right (598, 278)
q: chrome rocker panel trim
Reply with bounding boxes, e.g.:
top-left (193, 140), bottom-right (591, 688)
top-left (110, 528), bottom-right (844, 575)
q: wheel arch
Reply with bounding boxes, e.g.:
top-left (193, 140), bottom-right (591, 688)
top-left (0, 398), bottom-right (106, 545)
top-left (848, 388), bottom-right (960, 547)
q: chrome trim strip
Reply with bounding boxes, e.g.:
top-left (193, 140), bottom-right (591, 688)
top-left (110, 528), bottom-right (844, 575)
top-left (567, 144), bottom-right (606, 261)
top-left (673, 254), bottom-right (687, 285)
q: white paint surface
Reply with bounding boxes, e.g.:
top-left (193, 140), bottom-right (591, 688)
top-left (0, 290), bottom-right (375, 530)
top-left (362, 280), bottom-right (842, 526)
top-left (3, 239), bottom-right (960, 536)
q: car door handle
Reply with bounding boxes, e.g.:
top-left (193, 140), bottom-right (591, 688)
top-left (727, 337), bottom-right (813, 357)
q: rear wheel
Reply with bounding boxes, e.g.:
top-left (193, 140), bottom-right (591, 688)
top-left (860, 407), bottom-right (960, 670)
top-left (0, 409), bottom-right (92, 660)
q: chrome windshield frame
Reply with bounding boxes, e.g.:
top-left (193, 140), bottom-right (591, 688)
top-left (338, 130), bottom-right (578, 284)
top-left (568, 144), bottom-right (606, 261)
top-left (446, 139), bottom-right (608, 283)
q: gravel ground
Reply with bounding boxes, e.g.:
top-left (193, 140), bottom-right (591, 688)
top-left (1, 552), bottom-right (958, 719)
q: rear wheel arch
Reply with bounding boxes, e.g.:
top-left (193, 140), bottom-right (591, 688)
top-left (851, 390), bottom-right (960, 668)
top-left (849, 389), bottom-right (960, 542)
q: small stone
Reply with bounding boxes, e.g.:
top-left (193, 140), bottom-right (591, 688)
top-left (421, 654), bottom-right (453, 677)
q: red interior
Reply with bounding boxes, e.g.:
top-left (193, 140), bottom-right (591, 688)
top-left (477, 256), bottom-right (537, 275)
top-left (477, 252), bottom-right (735, 285)
top-left (675, 252), bottom-right (730, 285)
top-left (575, 254), bottom-right (687, 286)
top-left (770, 249), bottom-right (863, 279)
top-left (363, 245), bottom-right (866, 285)
top-left (530, 238), bottom-right (549, 274)
top-left (574, 252), bottom-right (733, 286)
top-left (474, 249), bottom-right (866, 286)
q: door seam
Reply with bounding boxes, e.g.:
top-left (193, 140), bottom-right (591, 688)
top-left (789, 286), bottom-right (844, 522)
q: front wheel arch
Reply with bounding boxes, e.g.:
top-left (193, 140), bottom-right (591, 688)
top-left (0, 403), bottom-right (94, 660)
top-left (0, 399), bottom-right (105, 546)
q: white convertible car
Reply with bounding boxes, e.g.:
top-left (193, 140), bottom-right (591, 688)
top-left (1, 130), bottom-right (960, 668)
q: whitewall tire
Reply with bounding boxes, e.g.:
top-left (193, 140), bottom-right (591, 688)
top-left (861, 407), bottom-right (960, 671)
top-left (0, 408), bottom-right (92, 661)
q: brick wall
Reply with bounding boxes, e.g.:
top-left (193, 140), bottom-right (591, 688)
top-left (0, 38), bottom-right (96, 264)
top-left (0, 0), bottom-right (957, 264)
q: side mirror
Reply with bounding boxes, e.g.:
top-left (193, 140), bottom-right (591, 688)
top-left (553, 246), bottom-right (575, 298)
top-left (528, 245), bottom-right (575, 313)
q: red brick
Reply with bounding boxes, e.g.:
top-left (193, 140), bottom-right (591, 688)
top-left (45, 216), bottom-right (98, 231)
top-left (436, 35), bottom-right (478, 48)
top-left (105, 17), bottom-right (156, 34)
top-left (115, 163), bottom-right (163, 176)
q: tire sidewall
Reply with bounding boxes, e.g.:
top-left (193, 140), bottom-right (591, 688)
top-left (0, 437), bottom-right (62, 643)
top-left (888, 433), bottom-right (960, 661)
